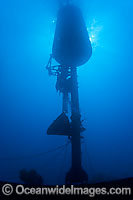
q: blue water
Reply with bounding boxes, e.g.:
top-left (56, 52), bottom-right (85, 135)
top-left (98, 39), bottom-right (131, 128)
top-left (0, 0), bottom-right (133, 185)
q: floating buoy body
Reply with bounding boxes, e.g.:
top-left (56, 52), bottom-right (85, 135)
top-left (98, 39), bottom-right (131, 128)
top-left (52, 5), bottom-right (92, 66)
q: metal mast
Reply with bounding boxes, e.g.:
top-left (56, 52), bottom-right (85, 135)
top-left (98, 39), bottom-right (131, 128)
top-left (46, 2), bottom-right (92, 184)
top-left (65, 65), bottom-right (88, 184)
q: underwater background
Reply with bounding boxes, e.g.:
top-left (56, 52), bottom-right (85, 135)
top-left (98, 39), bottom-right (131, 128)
top-left (0, 0), bottom-right (133, 185)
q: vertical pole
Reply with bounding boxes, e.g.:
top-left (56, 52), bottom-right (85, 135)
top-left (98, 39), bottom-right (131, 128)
top-left (71, 66), bottom-right (81, 170)
top-left (62, 92), bottom-right (69, 113)
top-left (62, 66), bottom-right (69, 113)
top-left (66, 66), bottom-right (88, 184)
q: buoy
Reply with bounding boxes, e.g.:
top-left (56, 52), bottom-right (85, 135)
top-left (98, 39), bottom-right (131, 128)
top-left (52, 4), bottom-right (92, 66)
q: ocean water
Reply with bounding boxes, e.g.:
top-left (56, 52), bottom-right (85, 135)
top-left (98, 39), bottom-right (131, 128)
top-left (0, 0), bottom-right (133, 185)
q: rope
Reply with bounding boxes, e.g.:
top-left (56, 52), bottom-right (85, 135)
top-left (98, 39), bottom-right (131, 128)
top-left (83, 139), bottom-right (94, 179)
top-left (0, 143), bottom-right (69, 161)
top-left (58, 139), bottom-right (70, 184)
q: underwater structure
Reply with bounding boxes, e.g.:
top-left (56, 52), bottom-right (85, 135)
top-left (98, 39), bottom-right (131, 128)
top-left (46, 2), bottom-right (92, 184)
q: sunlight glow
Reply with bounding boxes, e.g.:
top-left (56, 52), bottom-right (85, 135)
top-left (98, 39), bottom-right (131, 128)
top-left (87, 18), bottom-right (103, 49)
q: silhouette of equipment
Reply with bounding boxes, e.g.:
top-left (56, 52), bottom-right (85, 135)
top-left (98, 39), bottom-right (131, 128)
top-left (47, 112), bottom-right (86, 136)
top-left (47, 113), bottom-right (71, 136)
top-left (46, 3), bottom-right (92, 184)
